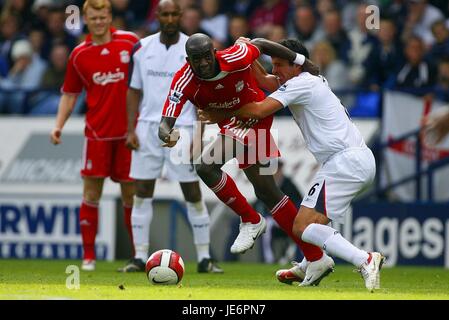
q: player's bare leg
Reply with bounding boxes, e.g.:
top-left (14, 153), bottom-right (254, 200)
top-left (118, 179), bottom-right (155, 272)
top-left (293, 206), bottom-right (385, 291)
top-left (180, 182), bottom-right (223, 273)
top-left (80, 177), bottom-right (105, 271)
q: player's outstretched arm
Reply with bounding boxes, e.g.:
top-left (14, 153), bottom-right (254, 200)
top-left (250, 38), bottom-right (319, 76)
top-left (50, 94), bottom-right (78, 145)
top-left (159, 116), bottom-right (180, 148)
top-left (199, 98), bottom-right (284, 123)
top-left (126, 88), bottom-right (142, 150)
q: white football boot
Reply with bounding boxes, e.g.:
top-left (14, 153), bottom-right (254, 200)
top-left (357, 252), bottom-right (385, 292)
top-left (299, 253), bottom-right (335, 287)
top-left (276, 258), bottom-right (307, 285)
top-left (230, 214), bottom-right (267, 254)
top-left (81, 259), bottom-right (96, 271)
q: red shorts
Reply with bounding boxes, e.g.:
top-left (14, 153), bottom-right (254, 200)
top-left (218, 115), bottom-right (280, 169)
top-left (81, 138), bottom-right (132, 182)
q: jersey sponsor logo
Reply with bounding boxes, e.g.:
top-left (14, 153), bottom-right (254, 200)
top-left (92, 69), bottom-right (125, 86)
top-left (208, 97), bottom-right (240, 109)
top-left (235, 80), bottom-right (244, 92)
top-left (169, 90), bottom-right (183, 104)
top-left (279, 84), bottom-right (287, 92)
top-left (120, 50), bottom-right (130, 64)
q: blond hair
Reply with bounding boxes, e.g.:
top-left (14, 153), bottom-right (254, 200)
top-left (83, 0), bottom-right (112, 14)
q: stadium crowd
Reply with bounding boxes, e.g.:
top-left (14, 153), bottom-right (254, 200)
top-left (0, 0), bottom-right (448, 115)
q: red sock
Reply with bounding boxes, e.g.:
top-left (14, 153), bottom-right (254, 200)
top-left (271, 196), bottom-right (323, 262)
top-left (123, 204), bottom-right (135, 257)
top-left (210, 172), bottom-right (260, 223)
top-left (79, 201), bottom-right (98, 260)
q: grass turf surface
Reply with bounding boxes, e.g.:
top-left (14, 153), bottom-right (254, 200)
top-left (0, 260), bottom-right (448, 300)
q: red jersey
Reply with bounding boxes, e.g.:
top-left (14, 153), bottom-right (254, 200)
top-left (62, 28), bottom-right (139, 140)
top-left (162, 42), bottom-right (268, 125)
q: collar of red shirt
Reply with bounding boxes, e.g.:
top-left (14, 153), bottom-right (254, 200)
top-left (85, 27), bottom-right (117, 44)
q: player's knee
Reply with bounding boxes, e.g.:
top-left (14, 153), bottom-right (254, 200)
top-left (135, 181), bottom-right (154, 198)
top-left (195, 163), bottom-right (212, 178)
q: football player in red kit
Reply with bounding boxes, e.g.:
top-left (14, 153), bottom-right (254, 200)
top-left (159, 33), bottom-right (333, 286)
top-left (50, 0), bottom-right (138, 271)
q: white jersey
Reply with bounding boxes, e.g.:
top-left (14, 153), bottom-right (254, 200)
top-left (129, 32), bottom-right (197, 126)
top-left (269, 72), bottom-right (366, 164)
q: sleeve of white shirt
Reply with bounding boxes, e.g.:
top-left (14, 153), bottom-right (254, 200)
top-left (129, 49), bottom-right (142, 90)
top-left (269, 76), bottom-right (312, 108)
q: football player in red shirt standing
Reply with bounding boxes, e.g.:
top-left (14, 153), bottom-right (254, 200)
top-left (50, 0), bottom-right (139, 271)
top-left (159, 33), bottom-right (332, 285)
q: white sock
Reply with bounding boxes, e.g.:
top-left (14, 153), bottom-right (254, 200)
top-left (186, 200), bottom-right (211, 262)
top-left (302, 223), bottom-right (369, 267)
top-left (131, 196), bottom-right (153, 262)
top-left (297, 257), bottom-right (308, 271)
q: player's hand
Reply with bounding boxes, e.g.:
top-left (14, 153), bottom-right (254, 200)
top-left (198, 109), bottom-right (227, 124)
top-left (161, 128), bottom-right (180, 148)
top-left (126, 131), bottom-right (140, 150)
top-left (50, 128), bottom-right (62, 145)
top-left (235, 37), bottom-right (251, 45)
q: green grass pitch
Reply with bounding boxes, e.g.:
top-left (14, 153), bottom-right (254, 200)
top-left (0, 260), bottom-right (448, 300)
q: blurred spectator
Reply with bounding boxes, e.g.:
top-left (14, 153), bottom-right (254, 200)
top-left (29, 43), bottom-right (69, 115)
top-left (433, 56), bottom-right (449, 102)
top-left (288, 5), bottom-right (324, 52)
top-left (224, 14), bottom-right (252, 47)
top-left (112, 15), bottom-right (128, 30)
top-left (0, 39), bottom-right (46, 114)
top-left (322, 9), bottom-right (350, 62)
top-left (28, 28), bottom-right (45, 59)
top-left (402, 0), bottom-right (444, 47)
top-left (222, 0), bottom-right (259, 17)
top-left (370, 17), bottom-right (403, 90)
top-left (180, 5), bottom-right (210, 36)
top-left (30, 0), bottom-right (55, 30)
top-left (111, 0), bottom-right (134, 29)
top-left (394, 35), bottom-right (437, 95)
top-left (0, 14), bottom-right (24, 66)
top-left (311, 40), bottom-right (349, 91)
top-left (200, 0), bottom-right (228, 45)
top-left (381, 0), bottom-right (408, 35)
top-left (316, 0), bottom-right (336, 19)
top-left (0, 0), bottom-right (33, 32)
top-left (249, 0), bottom-right (289, 38)
top-left (41, 6), bottom-right (78, 60)
top-left (427, 19), bottom-right (449, 62)
top-left (347, 3), bottom-right (380, 89)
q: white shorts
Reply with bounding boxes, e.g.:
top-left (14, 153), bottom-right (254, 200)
top-left (130, 121), bottom-right (198, 182)
top-left (301, 147), bottom-right (376, 224)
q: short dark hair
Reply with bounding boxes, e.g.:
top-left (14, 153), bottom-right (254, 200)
top-left (278, 39), bottom-right (309, 60)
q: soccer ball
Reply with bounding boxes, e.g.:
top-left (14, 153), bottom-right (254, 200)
top-left (145, 249), bottom-right (185, 285)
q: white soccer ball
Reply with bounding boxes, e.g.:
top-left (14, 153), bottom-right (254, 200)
top-left (145, 249), bottom-right (185, 285)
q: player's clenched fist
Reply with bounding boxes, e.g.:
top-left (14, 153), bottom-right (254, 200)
top-left (161, 128), bottom-right (180, 148)
top-left (126, 131), bottom-right (140, 150)
top-left (50, 128), bottom-right (62, 145)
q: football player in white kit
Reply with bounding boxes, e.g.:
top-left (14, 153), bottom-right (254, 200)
top-left (199, 39), bottom-right (385, 291)
top-left (118, 0), bottom-right (222, 273)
